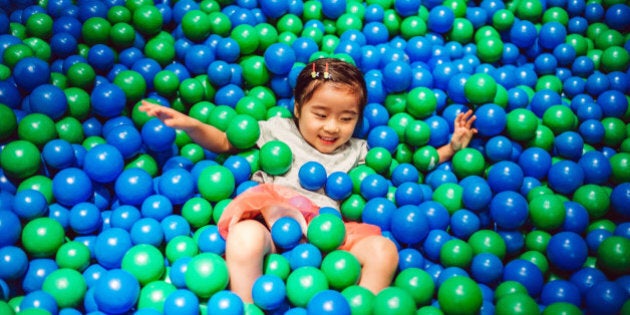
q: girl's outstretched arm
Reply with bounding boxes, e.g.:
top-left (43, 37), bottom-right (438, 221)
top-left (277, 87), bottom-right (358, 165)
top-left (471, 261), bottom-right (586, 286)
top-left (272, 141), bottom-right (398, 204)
top-left (139, 100), bottom-right (235, 153)
top-left (438, 109), bottom-right (478, 163)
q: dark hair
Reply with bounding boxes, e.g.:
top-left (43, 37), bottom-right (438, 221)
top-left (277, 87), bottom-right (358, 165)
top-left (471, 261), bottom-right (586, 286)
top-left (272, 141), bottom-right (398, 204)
top-left (293, 58), bottom-right (367, 117)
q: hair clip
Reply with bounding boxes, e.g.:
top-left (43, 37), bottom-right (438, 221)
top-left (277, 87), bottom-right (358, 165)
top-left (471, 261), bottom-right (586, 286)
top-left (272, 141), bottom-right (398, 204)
top-left (311, 63), bottom-right (319, 79)
top-left (323, 62), bottom-right (331, 79)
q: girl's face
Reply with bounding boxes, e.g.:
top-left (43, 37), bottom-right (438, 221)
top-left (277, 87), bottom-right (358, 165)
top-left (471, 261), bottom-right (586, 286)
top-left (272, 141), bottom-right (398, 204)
top-left (294, 84), bottom-right (360, 154)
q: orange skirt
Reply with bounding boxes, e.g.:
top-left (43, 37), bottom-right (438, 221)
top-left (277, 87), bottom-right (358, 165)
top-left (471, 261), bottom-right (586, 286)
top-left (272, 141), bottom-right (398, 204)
top-left (217, 183), bottom-right (381, 251)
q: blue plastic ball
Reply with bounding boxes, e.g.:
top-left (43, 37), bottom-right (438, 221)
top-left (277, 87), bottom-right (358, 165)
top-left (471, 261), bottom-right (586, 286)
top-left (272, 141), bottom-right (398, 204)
top-left (28, 84), bottom-right (68, 120)
top-left (585, 281), bottom-right (627, 315)
top-left (252, 274), bottom-right (287, 311)
top-left (391, 204), bottom-right (429, 245)
top-left (382, 60), bottom-right (412, 93)
top-left (538, 21), bottom-right (567, 50)
top-left (0, 245), bottom-right (28, 280)
top-left (562, 201), bottom-right (590, 234)
top-left (163, 289), bottom-right (200, 315)
top-left (20, 290), bottom-right (59, 314)
top-left (470, 253), bottom-right (503, 285)
top-left (510, 20), bottom-right (537, 48)
top-left (264, 43), bottom-right (296, 75)
top-left (611, 183), bottom-right (630, 217)
top-left (299, 161), bottom-right (327, 191)
top-left (502, 259), bottom-right (544, 296)
top-left (427, 5), bottom-right (454, 34)
top-left (325, 171), bottom-right (353, 201)
top-left (0, 210), bottom-right (21, 247)
top-left (586, 229), bottom-right (612, 255)
top-left (288, 243), bottom-right (322, 269)
top-left (547, 231), bottom-right (588, 272)
top-left (271, 216), bottom-right (303, 250)
top-left (87, 44), bottom-right (116, 74)
top-left (90, 83), bottom-right (126, 118)
top-left (569, 267), bottom-right (607, 296)
top-left (540, 279), bottom-right (581, 307)
top-left (517, 147), bottom-right (552, 180)
top-left (93, 269), bottom-right (140, 314)
top-left (547, 160), bottom-right (584, 195)
top-left (13, 56), bottom-right (50, 92)
top-left (450, 209), bottom-right (480, 239)
top-left (161, 215), bottom-right (191, 242)
top-left (94, 228), bottom-right (133, 269)
top-left (486, 161), bottom-right (524, 193)
top-left (367, 125), bottom-right (399, 153)
top-left (130, 217), bottom-right (164, 247)
top-left (104, 124), bottom-right (143, 159)
top-left (553, 131), bottom-right (584, 161)
top-left (109, 205), bottom-right (141, 231)
top-left (22, 258), bottom-right (58, 293)
top-left (578, 150), bottom-right (612, 185)
top-left (83, 143), bottom-right (125, 184)
top-left (320, 0), bottom-right (346, 19)
top-left (361, 197), bottom-right (396, 231)
top-left (423, 229), bottom-right (452, 262)
top-left (195, 225), bottom-right (226, 255)
top-left (11, 189), bottom-right (48, 221)
top-left (306, 290), bottom-right (351, 315)
top-left (42, 139), bottom-right (75, 170)
top-left (69, 202), bottom-right (102, 235)
top-left (597, 90), bottom-right (628, 118)
top-left (157, 168), bottom-right (195, 205)
top-left (141, 118), bottom-right (176, 152)
top-left (360, 173), bottom-right (389, 200)
top-left (52, 167), bottom-right (93, 207)
top-left (114, 168), bottom-right (154, 206)
top-left (394, 182), bottom-right (425, 206)
top-left (398, 248), bottom-right (425, 270)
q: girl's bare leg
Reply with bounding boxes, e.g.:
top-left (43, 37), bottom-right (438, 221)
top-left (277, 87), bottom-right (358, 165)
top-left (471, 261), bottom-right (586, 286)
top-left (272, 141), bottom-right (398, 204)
top-left (349, 235), bottom-right (399, 294)
top-left (225, 220), bottom-right (275, 303)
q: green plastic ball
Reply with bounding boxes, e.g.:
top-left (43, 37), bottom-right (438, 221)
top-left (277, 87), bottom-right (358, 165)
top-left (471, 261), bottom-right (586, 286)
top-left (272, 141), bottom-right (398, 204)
top-left (137, 280), bottom-right (176, 312)
top-left (132, 5), bottom-right (163, 36)
top-left (494, 281), bottom-right (529, 302)
top-left (235, 96), bottom-right (267, 121)
top-left (525, 230), bottom-right (551, 253)
top-left (41, 268), bottom-right (86, 309)
top-left (82, 136), bottom-right (106, 150)
top-left (542, 105), bottom-right (578, 135)
top-left (437, 276), bottom-right (483, 315)
top-left (181, 10), bottom-right (211, 42)
top-left (506, 108), bottom-right (539, 142)
top-left (320, 250), bottom-right (361, 290)
top-left (602, 117), bottom-right (626, 148)
top-left (66, 62), bottom-right (96, 90)
top-left (601, 46), bottom-right (630, 73)
top-left (366, 147), bottom-right (393, 174)
top-left (465, 73), bottom-right (498, 105)
top-left (144, 37), bottom-right (175, 67)
top-left (185, 253), bottom-right (228, 299)
top-left (55, 241), bottom-right (91, 271)
top-left (440, 238), bottom-right (474, 268)
top-left (3, 43), bottom-right (34, 68)
top-left (610, 152), bottom-right (630, 183)
top-left (182, 197), bottom-right (213, 228)
top-left (286, 266), bottom-right (329, 307)
top-left (178, 78), bottom-right (204, 105)
top-left (529, 194), bottom-right (566, 231)
top-left (349, 165), bottom-right (377, 194)
top-left (519, 250), bottom-right (549, 275)
top-left (108, 5), bottom-right (132, 23)
top-left (492, 9), bottom-right (515, 31)
top-left (81, 17), bottom-right (112, 45)
top-left (341, 285), bottom-right (375, 315)
top-left (400, 16), bottom-right (427, 39)
top-left (56, 116), bottom-right (84, 144)
top-left (165, 235), bottom-right (199, 264)
top-left (259, 140), bottom-right (293, 176)
top-left (433, 183), bottom-right (464, 215)
top-left (394, 268), bottom-right (435, 306)
top-left (412, 146), bottom-right (439, 172)
top-left (448, 18), bottom-right (474, 44)
top-left (126, 154), bottom-right (159, 177)
top-left (0, 104), bottom-right (17, 140)
top-left (452, 148), bottom-right (486, 178)
top-left (26, 13), bottom-right (53, 39)
top-left (0, 140), bottom-right (41, 179)
top-left (307, 213), bottom-right (346, 252)
top-left (406, 87), bottom-right (437, 119)
top-left (18, 175), bottom-right (54, 204)
top-left (209, 11), bottom-right (232, 37)
top-left (526, 125), bottom-right (555, 151)
top-left (373, 287), bottom-right (416, 315)
top-left (225, 114), bottom-right (261, 150)
top-left (122, 244), bottom-right (166, 286)
top-left (495, 293), bottom-right (540, 315)
top-left (514, 0), bottom-right (543, 22)
top-left (24, 37), bottom-right (51, 62)
top-left (340, 194), bottom-right (367, 221)
top-left (542, 7), bottom-right (569, 25)
top-left (21, 217), bottom-right (65, 258)
top-left (476, 36), bottom-right (504, 63)
top-left (197, 165), bottom-right (235, 202)
top-left (572, 184), bottom-right (610, 219)
top-left (110, 22), bottom-right (137, 49)
top-left (263, 253), bottom-right (291, 280)
top-left (468, 229), bottom-right (507, 259)
top-left (404, 119), bottom-right (431, 147)
top-left (541, 302), bottom-right (582, 315)
top-left (231, 24), bottom-right (259, 55)
top-left (240, 55), bottom-right (269, 87)
top-left (18, 113), bottom-right (58, 148)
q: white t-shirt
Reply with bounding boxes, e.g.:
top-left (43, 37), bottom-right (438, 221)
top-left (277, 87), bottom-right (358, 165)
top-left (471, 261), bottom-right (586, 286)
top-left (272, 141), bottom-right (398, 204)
top-left (252, 116), bottom-right (368, 209)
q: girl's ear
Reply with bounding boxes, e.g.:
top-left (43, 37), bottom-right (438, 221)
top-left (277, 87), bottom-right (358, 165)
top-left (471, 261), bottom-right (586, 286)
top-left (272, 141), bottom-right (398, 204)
top-left (293, 102), bottom-right (300, 118)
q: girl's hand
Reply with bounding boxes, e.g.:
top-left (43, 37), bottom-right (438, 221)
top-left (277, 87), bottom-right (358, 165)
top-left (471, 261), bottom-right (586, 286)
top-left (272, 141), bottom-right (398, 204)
top-left (450, 109), bottom-right (478, 152)
top-left (139, 100), bottom-right (198, 131)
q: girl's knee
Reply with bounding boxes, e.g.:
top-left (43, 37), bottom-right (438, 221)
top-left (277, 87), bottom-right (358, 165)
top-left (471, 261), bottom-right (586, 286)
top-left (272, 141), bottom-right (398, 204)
top-left (352, 236), bottom-right (399, 265)
top-left (226, 220), bottom-right (272, 257)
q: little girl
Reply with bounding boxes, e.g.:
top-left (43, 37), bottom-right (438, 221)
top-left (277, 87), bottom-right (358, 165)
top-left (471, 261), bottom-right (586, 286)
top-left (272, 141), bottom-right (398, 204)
top-left (140, 58), bottom-right (477, 303)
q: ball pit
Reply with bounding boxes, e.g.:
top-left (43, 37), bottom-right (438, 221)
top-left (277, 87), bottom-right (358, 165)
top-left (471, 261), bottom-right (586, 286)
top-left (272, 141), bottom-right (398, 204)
top-left (0, 0), bottom-right (629, 314)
